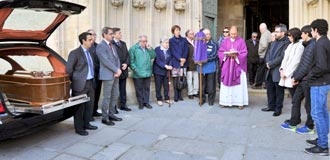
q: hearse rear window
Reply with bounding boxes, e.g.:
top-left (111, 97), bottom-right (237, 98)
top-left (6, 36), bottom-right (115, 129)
top-left (3, 9), bottom-right (58, 31)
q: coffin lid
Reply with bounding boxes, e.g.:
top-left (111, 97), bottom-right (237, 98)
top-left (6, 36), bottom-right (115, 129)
top-left (0, 0), bottom-right (85, 43)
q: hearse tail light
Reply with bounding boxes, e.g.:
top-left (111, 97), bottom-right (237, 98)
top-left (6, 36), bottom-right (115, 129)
top-left (0, 101), bottom-right (5, 113)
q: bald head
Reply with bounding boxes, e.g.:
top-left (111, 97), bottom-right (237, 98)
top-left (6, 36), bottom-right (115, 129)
top-left (259, 23), bottom-right (267, 33)
top-left (229, 26), bottom-right (238, 39)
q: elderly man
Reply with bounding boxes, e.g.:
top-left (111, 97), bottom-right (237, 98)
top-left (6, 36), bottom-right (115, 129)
top-left (197, 28), bottom-right (218, 106)
top-left (252, 23), bottom-right (272, 89)
top-left (129, 35), bottom-right (156, 110)
top-left (246, 32), bottom-right (259, 85)
top-left (218, 26), bottom-right (248, 109)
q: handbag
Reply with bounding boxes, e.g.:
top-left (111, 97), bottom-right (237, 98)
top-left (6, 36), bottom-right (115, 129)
top-left (176, 71), bottom-right (187, 90)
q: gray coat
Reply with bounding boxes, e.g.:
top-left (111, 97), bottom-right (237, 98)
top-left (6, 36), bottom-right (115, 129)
top-left (66, 46), bottom-right (96, 92)
top-left (96, 40), bottom-right (121, 80)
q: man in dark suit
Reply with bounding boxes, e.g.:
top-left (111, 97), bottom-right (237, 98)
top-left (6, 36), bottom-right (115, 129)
top-left (66, 32), bottom-right (98, 136)
top-left (262, 24), bottom-right (290, 117)
top-left (87, 29), bottom-right (102, 118)
top-left (112, 27), bottom-right (131, 111)
top-left (246, 32), bottom-right (259, 85)
top-left (96, 27), bottom-right (123, 126)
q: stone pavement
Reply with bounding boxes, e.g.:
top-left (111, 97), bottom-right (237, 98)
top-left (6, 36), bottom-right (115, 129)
top-left (0, 92), bottom-right (329, 160)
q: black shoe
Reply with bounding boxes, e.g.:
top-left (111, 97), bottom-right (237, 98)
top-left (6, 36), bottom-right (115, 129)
top-left (304, 145), bottom-right (329, 156)
top-left (188, 95), bottom-right (194, 99)
top-left (109, 115), bottom-right (122, 121)
top-left (208, 102), bottom-right (214, 106)
top-left (138, 104), bottom-right (144, 110)
top-left (261, 107), bottom-right (275, 112)
top-left (174, 99), bottom-right (179, 102)
top-left (144, 103), bottom-right (153, 109)
top-left (85, 124), bottom-right (98, 130)
top-left (114, 106), bottom-right (119, 114)
top-left (306, 138), bottom-right (318, 146)
top-left (102, 119), bottom-right (115, 126)
top-left (120, 106), bottom-right (132, 111)
top-left (75, 130), bottom-right (88, 136)
top-left (193, 94), bottom-right (199, 97)
top-left (273, 111), bottom-right (282, 117)
top-left (179, 97), bottom-right (183, 101)
top-left (93, 112), bottom-right (102, 117)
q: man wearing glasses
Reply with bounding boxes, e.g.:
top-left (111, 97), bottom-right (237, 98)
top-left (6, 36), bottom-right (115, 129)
top-left (246, 32), bottom-right (259, 85)
top-left (96, 27), bottom-right (123, 126)
top-left (262, 24), bottom-right (290, 117)
top-left (129, 35), bottom-right (156, 110)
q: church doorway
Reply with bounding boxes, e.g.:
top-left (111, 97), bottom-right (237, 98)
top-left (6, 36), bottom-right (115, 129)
top-left (244, 0), bottom-right (289, 38)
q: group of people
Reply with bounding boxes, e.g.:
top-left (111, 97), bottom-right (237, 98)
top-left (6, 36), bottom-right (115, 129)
top-left (65, 19), bottom-right (330, 156)
top-left (245, 20), bottom-right (330, 156)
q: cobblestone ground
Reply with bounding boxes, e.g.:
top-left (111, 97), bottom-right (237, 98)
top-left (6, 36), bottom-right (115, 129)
top-left (0, 93), bottom-right (329, 160)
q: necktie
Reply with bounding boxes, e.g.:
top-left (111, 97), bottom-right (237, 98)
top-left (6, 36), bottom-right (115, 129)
top-left (109, 43), bottom-right (118, 58)
top-left (86, 51), bottom-right (94, 77)
top-left (116, 41), bottom-right (121, 47)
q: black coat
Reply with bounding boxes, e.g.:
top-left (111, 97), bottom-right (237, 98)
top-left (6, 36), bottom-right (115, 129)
top-left (246, 38), bottom-right (259, 63)
top-left (112, 40), bottom-right (130, 79)
top-left (292, 39), bottom-right (315, 81)
top-left (265, 36), bottom-right (290, 82)
top-left (307, 36), bottom-right (330, 86)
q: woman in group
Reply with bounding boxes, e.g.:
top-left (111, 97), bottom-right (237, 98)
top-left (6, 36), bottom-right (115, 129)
top-left (153, 36), bottom-right (173, 106)
top-left (278, 28), bottom-right (304, 97)
top-left (169, 25), bottom-right (188, 102)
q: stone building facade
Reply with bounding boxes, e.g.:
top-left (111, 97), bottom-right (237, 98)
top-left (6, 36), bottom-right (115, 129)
top-left (47, 0), bottom-right (330, 105)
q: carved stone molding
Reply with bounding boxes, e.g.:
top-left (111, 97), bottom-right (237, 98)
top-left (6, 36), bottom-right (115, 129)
top-left (132, 0), bottom-right (147, 10)
top-left (154, 0), bottom-right (167, 11)
top-left (305, 0), bottom-right (318, 5)
top-left (111, 0), bottom-right (124, 8)
top-left (174, 0), bottom-right (186, 11)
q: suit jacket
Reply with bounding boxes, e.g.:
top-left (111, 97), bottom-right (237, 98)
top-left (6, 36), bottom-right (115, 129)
top-left (66, 46), bottom-right (95, 92)
top-left (246, 38), bottom-right (259, 63)
top-left (112, 40), bottom-right (130, 79)
top-left (265, 36), bottom-right (290, 82)
top-left (96, 40), bottom-right (121, 80)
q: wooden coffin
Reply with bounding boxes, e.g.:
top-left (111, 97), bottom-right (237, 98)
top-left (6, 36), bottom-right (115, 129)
top-left (0, 71), bottom-right (70, 106)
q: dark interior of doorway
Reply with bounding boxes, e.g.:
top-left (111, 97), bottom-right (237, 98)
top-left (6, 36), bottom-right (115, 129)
top-left (245, 0), bottom-right (288, 38)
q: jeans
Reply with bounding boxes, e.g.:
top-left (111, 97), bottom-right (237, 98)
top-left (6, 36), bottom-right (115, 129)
top-left (310, 85), bottom-right (330, 148)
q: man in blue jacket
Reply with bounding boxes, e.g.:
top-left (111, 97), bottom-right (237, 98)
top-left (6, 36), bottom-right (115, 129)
top-left (197, 28), bottom-right (218, 106)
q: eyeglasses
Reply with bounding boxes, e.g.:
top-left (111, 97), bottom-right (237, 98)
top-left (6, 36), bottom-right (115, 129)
top-left (287, 34), bottom-right (292, 37)
top-left (252, 36), bottom-right (257, 38)
top-left (223, 31), bottom-right (229, 33)
top-left (140, 40), bottom-right (148, 43)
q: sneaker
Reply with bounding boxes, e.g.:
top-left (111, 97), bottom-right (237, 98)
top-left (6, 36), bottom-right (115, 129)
top-left (296, 126), bottom-right (315, 135)
top-left (280, 123), bottom-right (297, 132)
top-left (306, 138), bottom-right (318, 146)
top-left (304, 145), bottom-right (329, 156)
